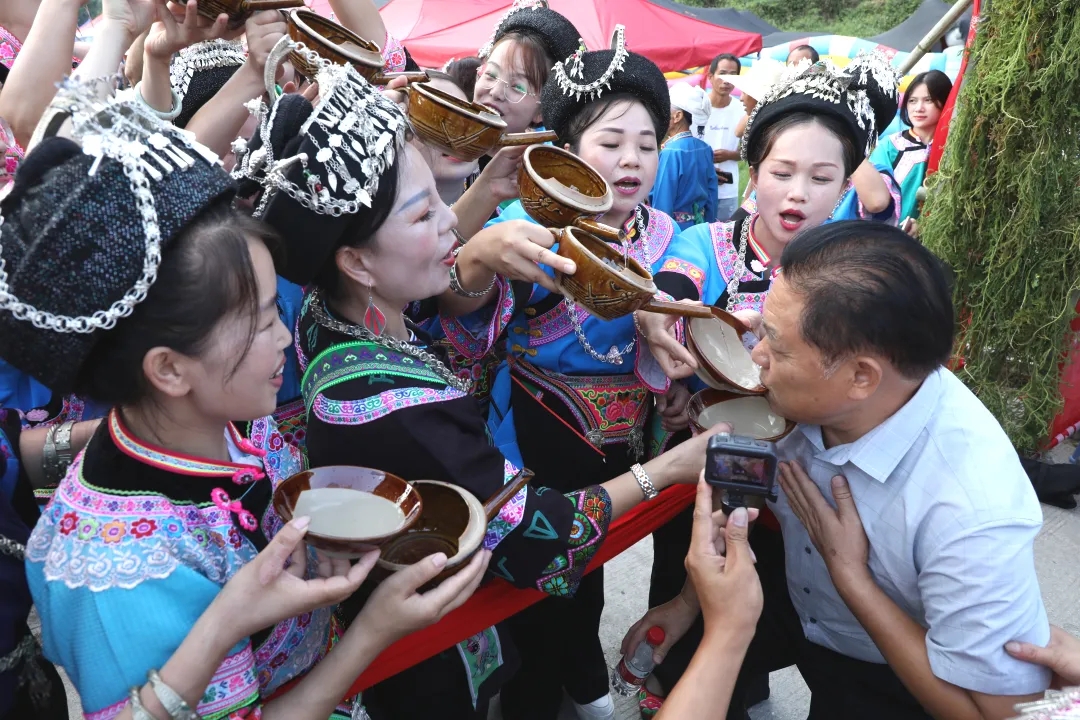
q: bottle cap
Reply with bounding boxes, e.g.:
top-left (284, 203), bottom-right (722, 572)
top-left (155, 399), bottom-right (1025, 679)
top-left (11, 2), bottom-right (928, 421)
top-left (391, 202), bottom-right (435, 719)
top-left (646, 626), bottom-right (666, 646)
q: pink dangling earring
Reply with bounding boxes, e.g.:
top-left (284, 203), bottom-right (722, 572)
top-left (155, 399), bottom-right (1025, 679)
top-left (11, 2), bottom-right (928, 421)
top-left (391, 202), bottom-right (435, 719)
top-left (363, 284), bottom-right (387, 336)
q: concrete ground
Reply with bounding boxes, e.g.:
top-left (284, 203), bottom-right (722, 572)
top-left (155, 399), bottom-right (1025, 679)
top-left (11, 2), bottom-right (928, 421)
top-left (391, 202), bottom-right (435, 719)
top-left (58, 448), bottom-right (1080, 720)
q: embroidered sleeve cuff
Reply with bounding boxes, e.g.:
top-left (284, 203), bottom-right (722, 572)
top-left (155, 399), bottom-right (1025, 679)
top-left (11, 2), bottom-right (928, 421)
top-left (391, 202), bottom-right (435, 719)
top-left (654, 257), bottom-right (705, 301)
top-left (534, 486), bottom-right (612, 597)
top-left (439, 277), bottom-right (516, 360)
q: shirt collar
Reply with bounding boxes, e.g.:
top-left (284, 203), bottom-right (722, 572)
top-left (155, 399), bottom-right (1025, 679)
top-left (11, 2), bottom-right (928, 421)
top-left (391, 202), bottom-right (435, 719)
top-left (797, 368), bottom-right (943, 483)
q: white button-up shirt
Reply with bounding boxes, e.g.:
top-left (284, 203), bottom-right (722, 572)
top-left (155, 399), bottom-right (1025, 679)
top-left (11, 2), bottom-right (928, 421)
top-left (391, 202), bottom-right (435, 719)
top-left (770, 368), bottom-right (1052, 696)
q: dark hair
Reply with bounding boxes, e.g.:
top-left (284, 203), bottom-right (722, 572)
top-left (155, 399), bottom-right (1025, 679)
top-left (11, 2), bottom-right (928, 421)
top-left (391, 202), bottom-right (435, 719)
top-left (445, 56), bottom-right (482, 101)
top-left (780, 221), bottom-right (954, 380)
top-left (491, 31), bottom-right (553, 96)
top-left (425, 70), bottom-right (464, 93)
top-left (900, 70), bottom-right (953, 127)
top-left (561, 93), bottom-right (665, 152)
top-left (709, 53), bottom-right (741, 76)
top-left (75, 202), bottom-right (281, 405)
top-left (747, 111), bottom-right (861, 177)
top-left (311, 152), bottom-right (403, 299)
top-left (787, 45), bottom-right (820, 63)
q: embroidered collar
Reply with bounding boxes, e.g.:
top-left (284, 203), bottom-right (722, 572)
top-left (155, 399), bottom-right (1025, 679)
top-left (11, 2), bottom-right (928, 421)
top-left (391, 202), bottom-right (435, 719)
top-left (902, 129), bottom-right (931, 148)
top-left (746, 215), bottom-right (770, 270)
top-left (661, 130), bottom-right (692, 150)
top-left (109, 409), bottom-right (262, 478)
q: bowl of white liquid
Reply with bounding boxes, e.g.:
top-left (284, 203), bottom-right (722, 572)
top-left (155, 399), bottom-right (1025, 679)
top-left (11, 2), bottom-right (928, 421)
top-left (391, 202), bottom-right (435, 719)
top-left (687, 389), bottom-right (794, 441)
top-left (686, 307), bottom-right (766, 394)
top-left (272, 466), bottom-right (424, 557)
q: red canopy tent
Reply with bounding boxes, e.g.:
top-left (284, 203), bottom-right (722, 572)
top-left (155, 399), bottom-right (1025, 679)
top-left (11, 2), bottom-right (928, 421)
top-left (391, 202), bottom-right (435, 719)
top-left (378, 0), bottom-right (762, 72)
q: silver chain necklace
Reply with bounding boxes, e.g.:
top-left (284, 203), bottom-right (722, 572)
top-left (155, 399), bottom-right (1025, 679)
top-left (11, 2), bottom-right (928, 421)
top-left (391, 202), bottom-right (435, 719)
top-left (565, 205), bottom-right (649, 365)
top-left (308, 289), bottom-right (472, 393)
top-left (724, 215), bottom-right (765, 313)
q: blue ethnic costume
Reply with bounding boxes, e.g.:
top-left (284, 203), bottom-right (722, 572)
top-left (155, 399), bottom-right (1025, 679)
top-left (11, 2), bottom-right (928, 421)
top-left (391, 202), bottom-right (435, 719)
top-left (649, 131), bottom-right (719, 230)
top-left (24, 410), bottom-right (355, 720)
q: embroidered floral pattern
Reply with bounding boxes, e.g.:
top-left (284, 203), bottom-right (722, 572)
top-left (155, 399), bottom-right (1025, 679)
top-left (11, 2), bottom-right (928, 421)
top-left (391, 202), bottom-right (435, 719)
top-left (440, 276), bottom-right (516, 359)
top-left (525, 302), bottom-right (591, 347)
top-left (536, 486), bottom-right (612, 597)
top-left (710, 220), bottom-right (771, 313)
top-left (312, 385), bottom-right (467, 425)
top-left (658, 257), bottom-right (706, 297)
top-left (483, 460), bottom-right (528, 550)
top-left (302, 342), bottom-right (448, 411)
top-left (381, 31), bottom-right (407, 74)
top-left (513, 359), bottom-right (649, 445)
top-left (198, 645), bottom-right (261, 718)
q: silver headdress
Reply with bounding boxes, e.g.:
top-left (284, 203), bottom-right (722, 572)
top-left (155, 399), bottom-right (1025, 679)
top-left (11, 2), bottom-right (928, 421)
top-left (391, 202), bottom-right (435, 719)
top-left (551, 25), bottom-right (629, 102)
top-left (231, 36), bottom-right (406, 219)
top-left (740, 50), bottom-right (900, 162)
top-left (478, 0), bottom-right (549, 59)
top-left (0, 76), bottom-right (223, 334)
top-left (169, 38), bottom-right (247, 101)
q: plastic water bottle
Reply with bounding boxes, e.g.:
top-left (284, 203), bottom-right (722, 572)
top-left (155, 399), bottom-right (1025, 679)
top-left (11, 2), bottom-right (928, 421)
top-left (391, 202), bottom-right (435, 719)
top-left (611, 626), bottom-right (665, 696)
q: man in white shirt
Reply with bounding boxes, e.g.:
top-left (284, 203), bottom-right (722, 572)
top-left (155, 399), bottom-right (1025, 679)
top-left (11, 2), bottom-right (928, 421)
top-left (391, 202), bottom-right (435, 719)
top-left (701, 53), bottom-right (745, 221)
top-left (626, 222), bottom-right (1051, 719)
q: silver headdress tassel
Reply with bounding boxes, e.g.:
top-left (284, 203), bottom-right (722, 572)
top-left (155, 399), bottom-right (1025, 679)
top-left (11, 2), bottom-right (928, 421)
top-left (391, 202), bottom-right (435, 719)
top-left (551, 25), bottom-right (629, 102)
top-left (478, 0), bottom-right (549, 59)
top-left (231, 36), bottom-right (406, 219)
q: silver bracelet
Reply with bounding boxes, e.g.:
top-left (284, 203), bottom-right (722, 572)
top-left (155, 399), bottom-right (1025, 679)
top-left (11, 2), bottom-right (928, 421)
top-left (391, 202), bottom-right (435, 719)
top-left (448, 259), bottom-right (496, 299)
top-left (147, 669), bottom-right (202, 720)
top-left (42, 421), bottom-right (75, 485)
top-left (133, 82), bottom-right (183, 122)
top-left (129, 687), bottom-right (158, 720)
top-left (631, 463), bottom-right (659, 501)
top-left (452, 228), bottom-right (468, 246)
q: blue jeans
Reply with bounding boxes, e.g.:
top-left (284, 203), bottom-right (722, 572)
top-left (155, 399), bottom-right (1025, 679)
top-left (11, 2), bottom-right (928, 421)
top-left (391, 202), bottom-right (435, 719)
top-left (717, 196), bottom-right (739, 222)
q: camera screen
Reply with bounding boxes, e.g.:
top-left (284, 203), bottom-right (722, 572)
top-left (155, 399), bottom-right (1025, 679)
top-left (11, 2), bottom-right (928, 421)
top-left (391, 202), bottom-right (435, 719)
top-left (708, 452), bottom-right (769, 487)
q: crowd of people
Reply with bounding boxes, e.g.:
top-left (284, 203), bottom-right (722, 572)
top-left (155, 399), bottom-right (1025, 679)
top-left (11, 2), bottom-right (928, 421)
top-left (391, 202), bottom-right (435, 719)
top-left (0, 0), bottom-right (1078, 719)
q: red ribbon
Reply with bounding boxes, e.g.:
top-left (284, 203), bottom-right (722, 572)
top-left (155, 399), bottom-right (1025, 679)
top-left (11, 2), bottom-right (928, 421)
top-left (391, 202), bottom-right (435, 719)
top-left (271, 484), bottom-right (696, 699)
top-left (928, 0), bottom-right (981, 175)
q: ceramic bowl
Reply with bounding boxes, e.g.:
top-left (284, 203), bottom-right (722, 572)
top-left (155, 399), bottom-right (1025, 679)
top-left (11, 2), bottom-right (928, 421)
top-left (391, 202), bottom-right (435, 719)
top-left (408, 82), bottom-right (558, 162)
top-left (553, 228), bottom-right (714, 321)
top-left (272, 466), bottom-right (423, 558)
top-left (686, 307), bottom-right (767, 394)
top-left (192, 0), bottom-right (302, 25)
top-left (687, 388), bottom-right (794, 440)
top-left (285, 10), bottom-right (427, 84)
top-left (519, 145), bottom-right (613, 229)
top-left (374, 469), bottom-right (533, 589)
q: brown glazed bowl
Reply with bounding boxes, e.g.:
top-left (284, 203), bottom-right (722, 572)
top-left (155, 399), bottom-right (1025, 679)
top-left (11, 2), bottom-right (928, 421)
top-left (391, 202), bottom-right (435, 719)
top-left (408, 82), bottom-right (557, 162)
top-left (272, 466), bottom-right (423, 558)
top-left (375, 470), bottom-right (533, 589)
top-left (686, 307), bottom-right (767, 394)
top-left (553, 228), bottom-right (715, 321)
top-left (193, 0), bottom-right (303, 25)
top-left (285, 10), bottom-right (427, 84)
top-left (687, 388), bottom-right (794, 440)
top-left (519, 145), bottom-right (614, 229)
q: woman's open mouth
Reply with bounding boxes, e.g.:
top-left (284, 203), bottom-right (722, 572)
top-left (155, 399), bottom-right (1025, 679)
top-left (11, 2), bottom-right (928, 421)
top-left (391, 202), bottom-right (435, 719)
top-left (778, 209), bottom-right (807, 232)
top-left (613, 177), bottom-right (641, 196)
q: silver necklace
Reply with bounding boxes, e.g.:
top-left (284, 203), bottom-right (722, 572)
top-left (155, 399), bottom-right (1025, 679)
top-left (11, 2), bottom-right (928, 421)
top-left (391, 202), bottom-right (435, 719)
top-left (308, 289), bottom-right (472, 393)
top-left (564, 205), bottom-right (649, 365)
top-left (724, 215), bottom-right (765, 313)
